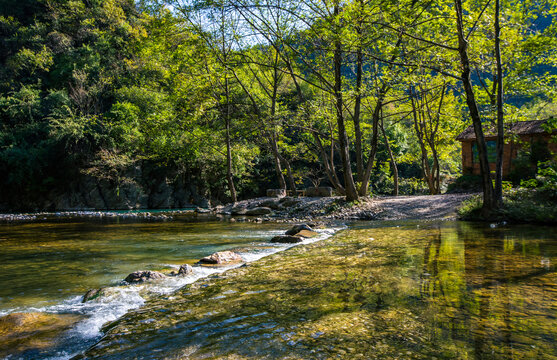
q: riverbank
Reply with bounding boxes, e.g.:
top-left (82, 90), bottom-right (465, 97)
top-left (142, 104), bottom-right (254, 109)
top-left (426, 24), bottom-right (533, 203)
top-left (0, 194), bottom-right (474, 224)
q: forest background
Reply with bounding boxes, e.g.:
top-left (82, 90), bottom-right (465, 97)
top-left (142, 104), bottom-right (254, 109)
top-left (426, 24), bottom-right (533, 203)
top-left (0, 0), bottom-right (556, 211)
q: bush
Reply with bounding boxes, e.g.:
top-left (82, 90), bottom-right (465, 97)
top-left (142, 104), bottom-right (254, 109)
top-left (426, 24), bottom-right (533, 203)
top-left (446, 174), bottom-right (482, 193)
top-left (458, 162), bottom-right (557, 224)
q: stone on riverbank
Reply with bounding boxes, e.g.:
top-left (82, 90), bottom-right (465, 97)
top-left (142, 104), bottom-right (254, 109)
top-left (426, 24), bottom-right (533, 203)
top-left (271, 235), bottom-right (303, 243)
top-left (245, 207), bottom-right (272, 216)
top-left (266, 189), bottom-right (286, 198)
top-left (199, 251), bottom-right (243, 265)
top-left (124, 270), bottom-right (166, 284)
top-left (305, 186), bottom-right (333, 197)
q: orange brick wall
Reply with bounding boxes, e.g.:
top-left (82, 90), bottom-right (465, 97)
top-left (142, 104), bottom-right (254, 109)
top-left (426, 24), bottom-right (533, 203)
top-left (460, 134), bottom-right (557, 177)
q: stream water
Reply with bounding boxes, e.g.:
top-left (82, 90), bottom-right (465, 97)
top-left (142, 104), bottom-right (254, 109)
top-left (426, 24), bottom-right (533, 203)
top-left (0, 218), bottom-right (556, 359)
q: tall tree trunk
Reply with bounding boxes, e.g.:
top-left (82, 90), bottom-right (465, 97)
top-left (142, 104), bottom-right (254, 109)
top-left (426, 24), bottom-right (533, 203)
top-left (494, 0), bottom-right (504, 208)
top-left (353, 8), bottom-right (364, 183)
top-left (225, 77), bottom-right (237, 203)
top-left (455, 0), bottom-right (494, 213)
top-left (269, 54), bottom-right (287, 190)
top-left (334, 2), bottom-right (358, 201)
top-left (380, 118), bottom-right (399, 196)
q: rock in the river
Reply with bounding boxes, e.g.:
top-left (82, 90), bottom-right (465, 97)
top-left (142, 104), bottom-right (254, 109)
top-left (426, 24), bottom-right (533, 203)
top-left (178, 264), bottom-right (194, 275)
top-left (124, 270), bottom-right (166, 284)
top-left (285, 224), bottom-right (313, 235)
top-left (294, 229), bottom-right (319, 238)
top-left (0, 312), bottom-right (82, 357)
top-left (245, 207), bottom-right (272, 216)
top-left (199, 251), bottom-right (243, 265)
top-left (271, 235), bottom-right (303, 243)
top-left (82, 288), bottom-right (107, 303)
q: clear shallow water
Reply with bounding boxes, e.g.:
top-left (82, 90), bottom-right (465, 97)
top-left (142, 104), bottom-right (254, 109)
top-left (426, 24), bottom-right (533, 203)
top-left (75, 221), bottom-right (557, 360)
top-left (0, 217), bottom-right (337, 359)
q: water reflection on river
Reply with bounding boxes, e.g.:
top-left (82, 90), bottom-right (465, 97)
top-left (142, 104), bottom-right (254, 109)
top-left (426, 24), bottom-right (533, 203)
top-left (78, 221), bottom-right (557, 359)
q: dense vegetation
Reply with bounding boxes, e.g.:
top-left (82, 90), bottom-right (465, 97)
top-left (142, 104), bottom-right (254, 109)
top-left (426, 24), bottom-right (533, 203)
top-left (0, 0), bottom-right (556, 211)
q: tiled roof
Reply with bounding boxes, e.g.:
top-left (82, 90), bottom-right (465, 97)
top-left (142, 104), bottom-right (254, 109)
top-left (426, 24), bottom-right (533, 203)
top-left (456, 119), bottom-right (556, 141)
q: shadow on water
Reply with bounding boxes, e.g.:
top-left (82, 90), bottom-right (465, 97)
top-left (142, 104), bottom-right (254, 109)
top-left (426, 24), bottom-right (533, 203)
top-left (72, 221), bottom-right (557, 360)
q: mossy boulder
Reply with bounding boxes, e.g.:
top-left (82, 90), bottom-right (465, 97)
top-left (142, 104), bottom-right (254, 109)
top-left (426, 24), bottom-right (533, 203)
top-left (124, 270), bottom-right (166, 284)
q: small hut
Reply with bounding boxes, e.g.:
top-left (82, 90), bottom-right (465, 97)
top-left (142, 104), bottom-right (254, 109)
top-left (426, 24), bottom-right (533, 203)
top-left (456, 119), bottom-right (557, 176)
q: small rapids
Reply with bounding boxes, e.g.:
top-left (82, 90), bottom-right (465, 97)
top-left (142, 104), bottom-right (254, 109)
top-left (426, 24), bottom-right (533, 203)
top-left (0, 222), bottom-right (342, 360)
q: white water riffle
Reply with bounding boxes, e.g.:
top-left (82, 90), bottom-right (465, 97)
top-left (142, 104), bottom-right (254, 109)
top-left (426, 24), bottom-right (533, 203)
top-left (4, 225), bottom-right (343, 360)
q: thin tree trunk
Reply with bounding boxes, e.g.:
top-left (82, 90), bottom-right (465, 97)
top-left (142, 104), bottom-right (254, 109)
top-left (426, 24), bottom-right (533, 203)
top-left (411, 90), bottom-right (435, 194)
top-left (334, 2), bottom-right (358, 201)
top-left (278, 153), bottom-right (297, 193)
top-left (494, 0), bottom-right (504, 207)
top-left (359, 89), bottom-right (386, 196)
top-left (329, 126), bottom-right (344, 189)
top-left (455, 0), bottom-right (494, 213)
top-left (380, 118), bottom-right (398, 196)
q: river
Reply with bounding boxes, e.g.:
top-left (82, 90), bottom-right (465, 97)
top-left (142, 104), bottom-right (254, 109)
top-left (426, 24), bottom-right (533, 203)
top-left (0, 217), bottom-right (556, 359)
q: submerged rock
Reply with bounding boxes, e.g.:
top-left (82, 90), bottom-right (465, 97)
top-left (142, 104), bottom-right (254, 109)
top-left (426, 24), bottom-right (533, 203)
top-left (124, 270), bottom-right (166, 284)
top-left (271, 235), bottom-right (303, 243)
top-left (199, 251), bottom-right (243, 265)
top-left (0, 312), bottom-right (81, 357)
top-left (245, 207), bottom-right (272, 216)
top-left (285, 224), bottom-right (313, 235)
